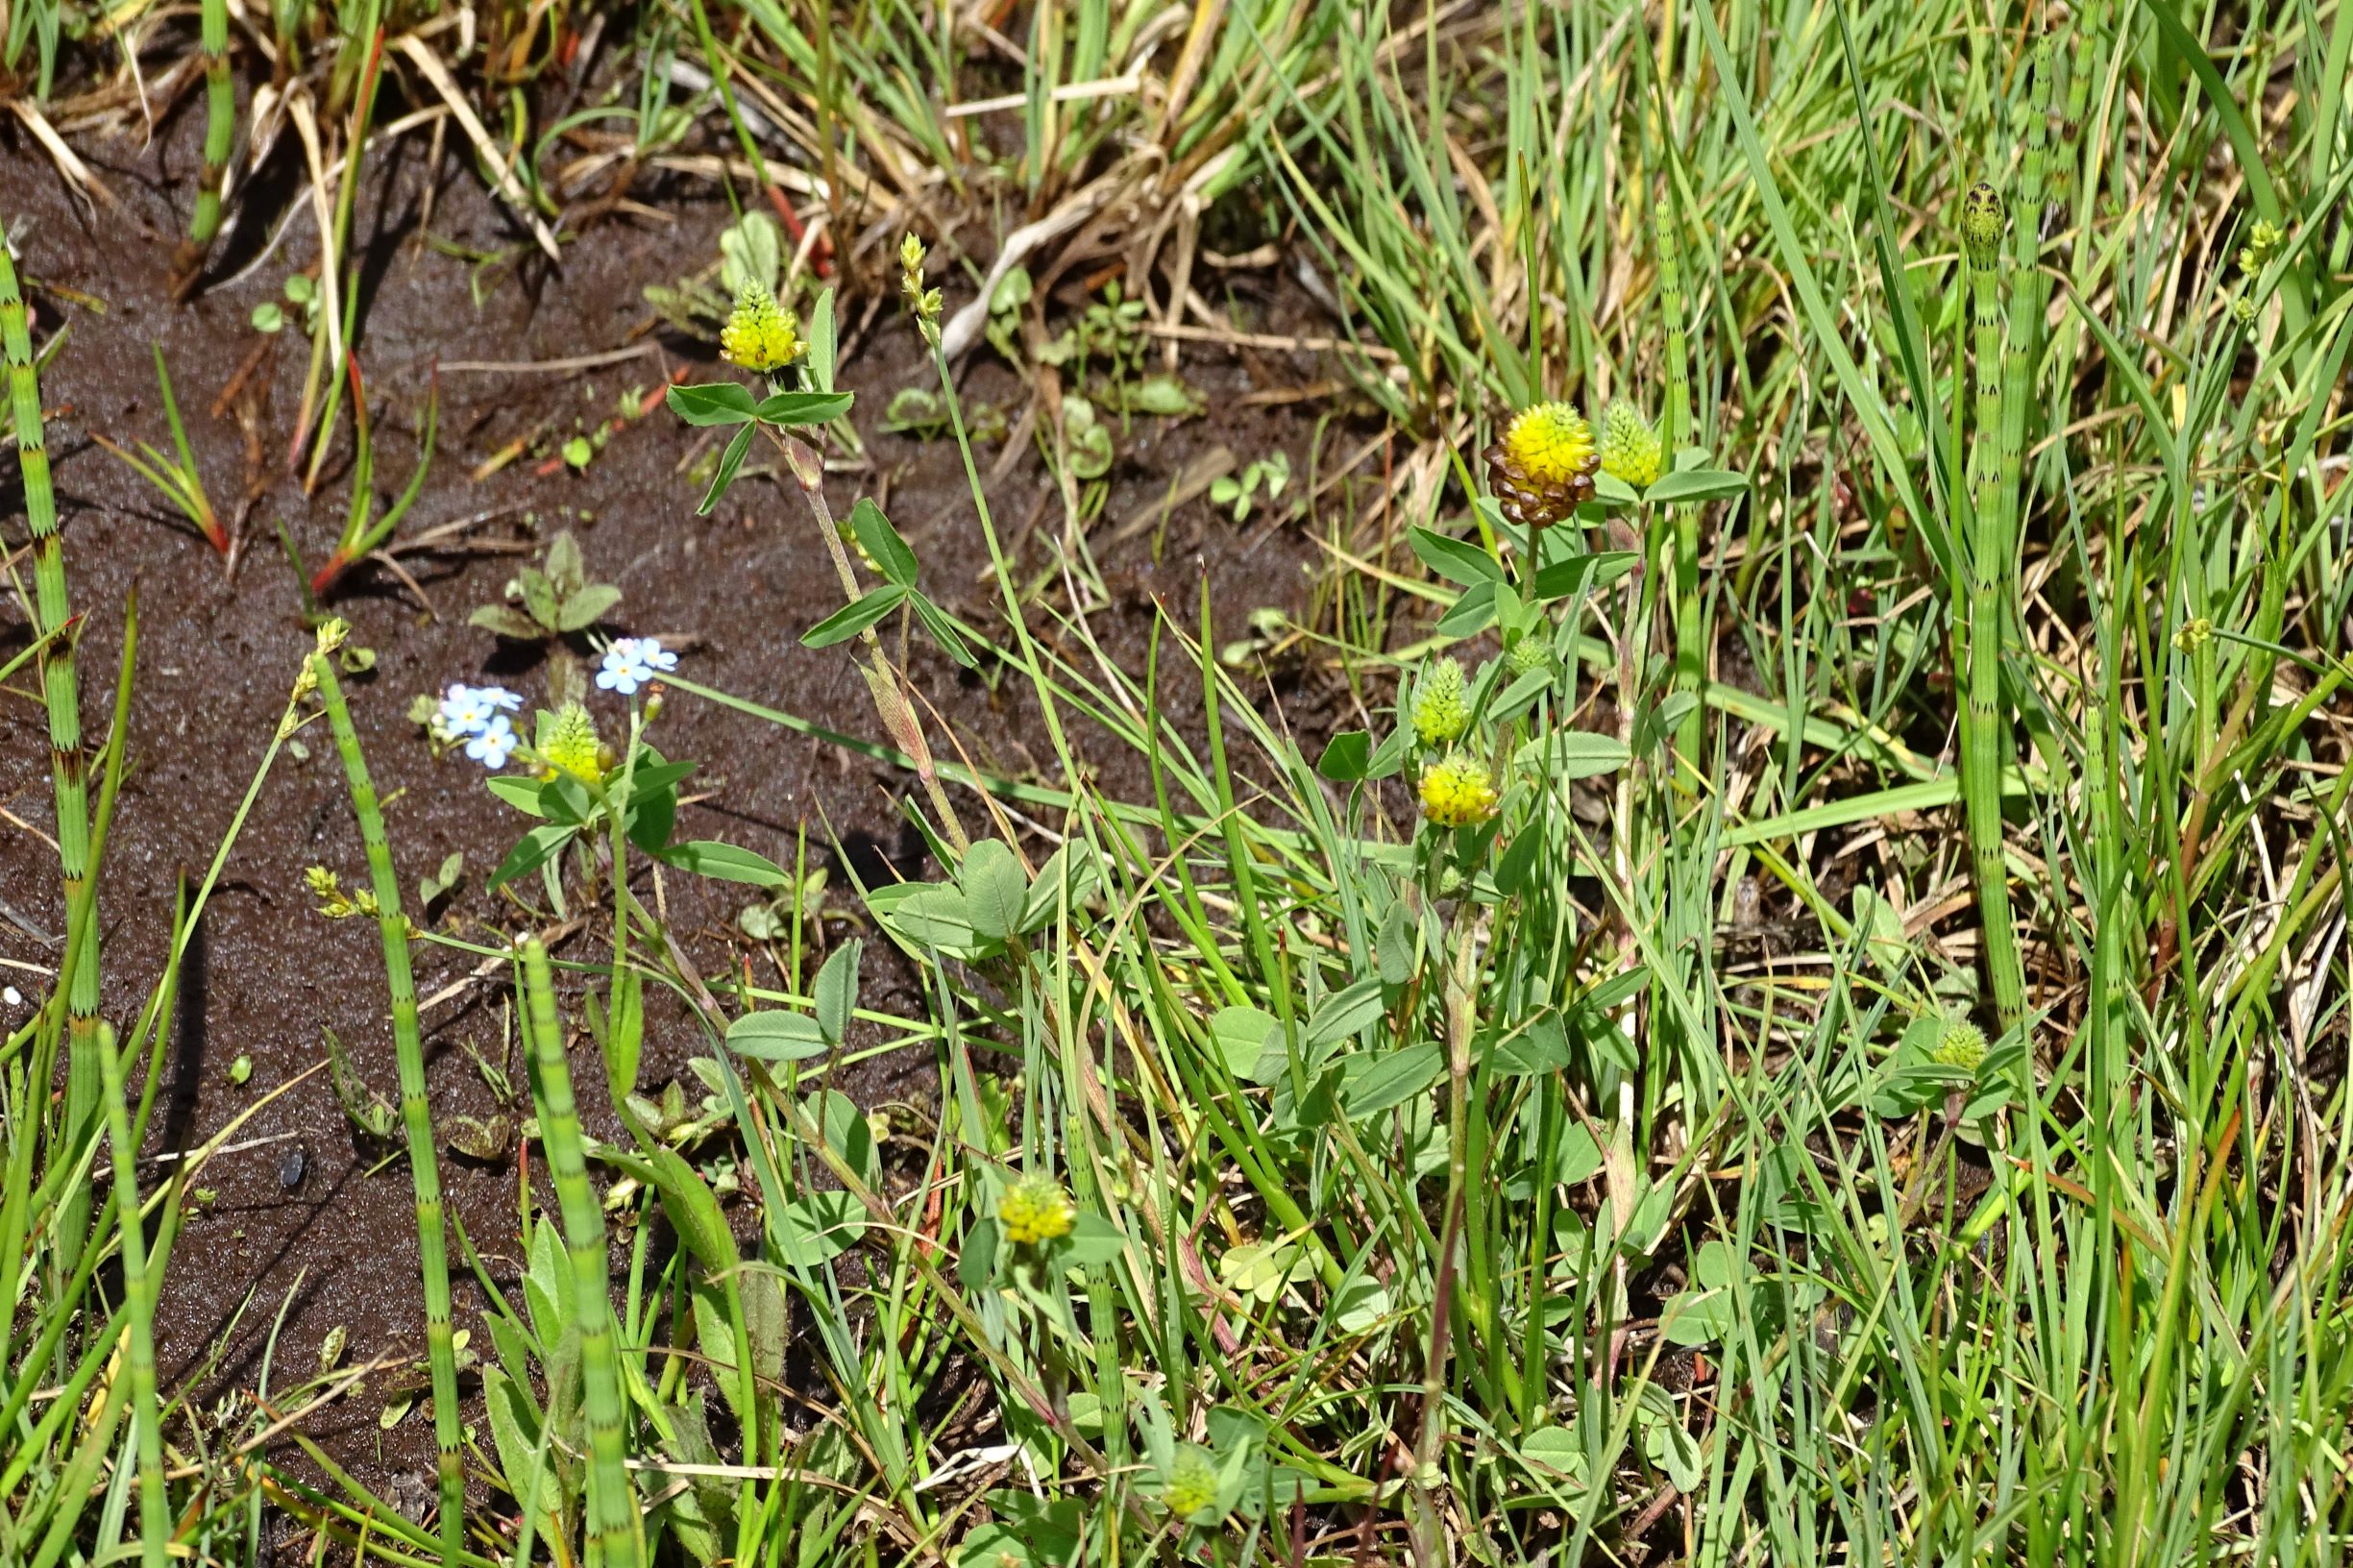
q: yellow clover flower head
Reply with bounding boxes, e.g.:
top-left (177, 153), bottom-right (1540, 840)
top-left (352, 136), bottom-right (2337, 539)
top-left (1418, 753), bottom-right (1499, 828)
top-left (1161, 1443), bottom-right (1222, 1522)
top-left (538, 702), bottom-right (610, 784)
top-left (1410, 657), bottom-right (1470, 747)
top-left (998, 1173), bottom-right (1076, 1246)
top-left (1486, 401), bottom-right (1599, 529)
top-left (1597, 400), bottom-right (1665, 489)
top-left (1932, 1018), bottom-right (1988, 1073)
top-left (720, 280), bottom-right (804, 373)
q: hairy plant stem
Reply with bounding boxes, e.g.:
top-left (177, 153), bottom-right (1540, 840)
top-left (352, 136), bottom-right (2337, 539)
top-left (310, 649), bottom-right (464, 1566)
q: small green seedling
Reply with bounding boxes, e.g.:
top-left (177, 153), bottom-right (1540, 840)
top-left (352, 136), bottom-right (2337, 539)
top-left (1059, 396), bottom-right (1114, 480)
top-left (323, 1026), bottom-right (397, 1144)
top-left (251, 272), bottom-right (319, 335)
top-left (418, 851), bottom-right (463, 913)
top-left (471, 530), bottom-right (622, 643)
top-left (309, 358), bottom-right (437, 596)
top-left (93, 344), bottom-right (229, 553)
top-left (644, 210), bottom-right (782, 342)
top-left (1211, 451), bottom-right (1289, 522)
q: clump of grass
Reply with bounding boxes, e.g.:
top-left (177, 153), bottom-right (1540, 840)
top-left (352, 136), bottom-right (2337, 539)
top-left (91, 344), bottom-right (230, 555)
top-left (307, 359), bottom-right (438, 597)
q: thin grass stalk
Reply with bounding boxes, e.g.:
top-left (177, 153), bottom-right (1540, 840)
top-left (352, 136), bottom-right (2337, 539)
top-left (308, 642), bottom-right (463, 1567)
top-left (0, 213), bottom-right (102, 1275)
top-left (517, 937), bottom-right (641, 1568)
top-left (172, 0), bottom-right (234, 297)
top-left (1958, 182), bottom-right (2027, 1029)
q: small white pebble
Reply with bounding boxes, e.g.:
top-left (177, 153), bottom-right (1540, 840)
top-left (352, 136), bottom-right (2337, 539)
top-left (2, 986), bottom-right (22, 1008)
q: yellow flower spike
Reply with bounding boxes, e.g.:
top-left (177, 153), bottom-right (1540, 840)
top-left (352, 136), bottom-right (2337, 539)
top-left (1597, 400), bottom-right (1665, 489)
top-left (998, 1174), bottom-right (1076, 1245)
top-left (538, 702), bottom-right (609, 784)
top-left (1418, 753), bottom-right (1499, 828)
top-left (1485, 401), bottom-right (1599, 529)
top-left (720, 280), bottom-right (805, 374)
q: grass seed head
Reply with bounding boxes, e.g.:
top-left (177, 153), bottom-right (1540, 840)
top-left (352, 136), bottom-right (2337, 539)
top-left (2239, 218), bottom-right (2285, 276)
top-left (899, 232), bottom-right (944, 330)
top-left (1487, 401), bottom-right (1599, 529)
top-left (720, 280), bottom-right (805, 373)
top-left (1597, 399), bottom-right (1665, 488)
top-left (1419, 754), bottom-right (1499, 828)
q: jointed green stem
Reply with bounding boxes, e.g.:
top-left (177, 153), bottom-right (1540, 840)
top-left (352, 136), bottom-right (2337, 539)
top-left (1656, 159), bottom-right (1703, 774)
top-left (93, 1015), bottom-right (165, 1567)
top-left (310, 649), bottom-right (464, 1566)
top-left (173, 0), bottom-right (234, 294)
top-left (1, 215), bottom-right (103, 1274)
top-left (1998, 38), bottom-right (2056, 557)
top-left (519, 938), bottom-right (642, 1568)
top-left (1959, 183), bottom-right (2027, 1029)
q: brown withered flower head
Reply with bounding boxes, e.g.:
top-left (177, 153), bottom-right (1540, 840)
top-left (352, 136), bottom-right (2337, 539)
top-left (1485, 401), bottom-right (1600, 530)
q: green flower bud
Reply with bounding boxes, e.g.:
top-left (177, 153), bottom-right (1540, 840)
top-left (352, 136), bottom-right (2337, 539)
top-left (538, 702), bottom-right (609, 783)
top-left (1596, 399), bottom-right (1665, 489)
top-left (1161, 1444), bottom-right (1221, 1522)
top-left (1932, 1018), bottom-right (1988, 1073)
top-left (1410, 657), bottom-right (1471, 747)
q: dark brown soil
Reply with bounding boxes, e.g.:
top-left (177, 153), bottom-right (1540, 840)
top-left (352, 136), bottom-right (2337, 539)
top-left (0, 94), bottom-right (1349, 1496)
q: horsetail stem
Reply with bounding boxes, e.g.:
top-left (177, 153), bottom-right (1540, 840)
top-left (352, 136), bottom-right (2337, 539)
top-left (518, 937), bottom-right (643, 1568)
top-left (1655, 158), bottom-right (1703, 773)
top-left (1, 214), bottom-right (104, 1273)
top-left (1997, 37), bottom-right (2056, 547)
top-left (1959, 182), bottom-right (2027, 1029)
top-left (93, 1013), bottom-right (165, 1568)
top-left (172, 0), bottom-right (234, 296)
top-left (309, 644), bottom-right (464, 1567)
